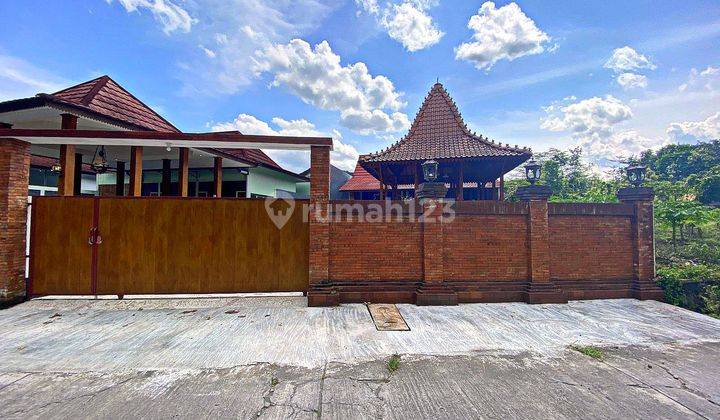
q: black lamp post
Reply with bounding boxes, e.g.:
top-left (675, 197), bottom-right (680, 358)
top-left (626, 164), bottom-right (647, 187)
top-left (524, 159), bottom-right (541, 185)
top-left (422, 160), bottom-right (439, 182)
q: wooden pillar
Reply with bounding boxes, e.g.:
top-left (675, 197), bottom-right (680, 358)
top-left (213, 157), bottom-right (222, 198)
top-left (456, 163), bottom-right (464, 201)
top-left (129, 146), bottom-right (143, 197)
top-left (499, 174), bottom-right (505, 201)
top-left (0, 139), bottom-right (31, 303)
top-left (492, 179), bottom-right (498, 200)
top-left (161, 159), bottom-right (172, 196)
top-left (178, 148), bottom-right (189, 197)
top-left (116, 161), bottom-right (125, 196)
top-left (58, 113), bottom-right (78, 196)
top-left (57, 145), bottom-right (76, 196)
top-left (73, 153), bottom-right (83, 196)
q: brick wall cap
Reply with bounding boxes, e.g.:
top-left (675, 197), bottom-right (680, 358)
top-left (516, 185), bottom-right (552, 201)
top-left (617, 186), bottom-right (654, 202)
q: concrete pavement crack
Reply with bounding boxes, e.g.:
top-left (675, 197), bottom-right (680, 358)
top-left (0, 373), bottom-right (31, 392)
top-left (653, 363), bottom-right (720, 408)
top-left (601, 360), bottom-right (712, 420)
top-left (7, 376), bottom-right (135, 416)
top-left (316, 361), bottom-right (327, 419)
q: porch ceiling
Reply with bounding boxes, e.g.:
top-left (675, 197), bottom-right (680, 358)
top-left (0, 128), bottom-right (333, 150)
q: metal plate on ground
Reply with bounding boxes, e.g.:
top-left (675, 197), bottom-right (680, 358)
top-left (367, 304), bottom-right (410, 331)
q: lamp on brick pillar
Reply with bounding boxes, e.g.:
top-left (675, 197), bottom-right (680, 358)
top-left (307, 145), bottom-right (337, 306)
top-left (415, 160), bottom-right (447, 200)
top-left (617, 165), bottom-right (664, 301)
top-left (0, 139), bottom-right (31, 304)
top-left (516, 159), bottom-right (567, 304)
top-left (414, 160), bottom-right (458, 305)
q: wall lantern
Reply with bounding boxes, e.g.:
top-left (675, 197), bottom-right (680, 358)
top-left (626, 164), bottom-right (647, 187)
top-left (50, 163), bottom-right (62, 173)
top-left (422, 160), bottom-right (439, 182)
top-left (91, 145), bottom-right (109, 174)
top-left (524, 159), bottom-right (541, 185)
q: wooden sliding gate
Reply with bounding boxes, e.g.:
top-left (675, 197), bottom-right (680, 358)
top-left (29, 197), bottom-right (309, 295)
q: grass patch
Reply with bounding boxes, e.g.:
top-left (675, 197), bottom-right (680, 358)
top-left (570, 344), bottom-right (604, 360)
top-left (270, 377), bottom-right (279, 387)
top-left (387, 354), bottom-right (401, 373)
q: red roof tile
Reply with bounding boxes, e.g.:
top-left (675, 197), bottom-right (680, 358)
top-left (219, 148), bottom-right (281, 169)
top-left (361, 83), bottom-right (530, 163)
top-left (50, 76), bottom-right (179, 132)
top-left (339, 162), bottom-right (381, 191)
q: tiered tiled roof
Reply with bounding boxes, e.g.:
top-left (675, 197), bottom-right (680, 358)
top-left (48, 75), bottom-right (179, 132)
top-left (361, 83), bottom-right (530, 163)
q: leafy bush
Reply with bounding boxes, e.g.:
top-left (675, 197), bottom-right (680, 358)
top-left (702, 285), bottom-right (720, 319)
top-left (657, 265), bottom-right (720, 311)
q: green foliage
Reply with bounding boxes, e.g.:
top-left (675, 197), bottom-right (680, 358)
top-left (702, 285), bottom-right (720, 318)
top-left (641, 140), bottom-right (720, 183)
top-left (570, 344), bottom-right (604, 360)
top-left (656, 265), bottom-right (720, 309)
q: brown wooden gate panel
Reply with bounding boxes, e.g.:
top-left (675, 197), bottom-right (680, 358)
top-left (95, 198), bottom-right (309, 294)
top-left (30, 197), bottom-right (95, 295)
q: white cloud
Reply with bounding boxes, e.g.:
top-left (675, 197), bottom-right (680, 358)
top-left (679, 66), bottom-right (719, 92)
top-left (455, 2), bottom-right (550, 70)
top-left (211, 114), bottom-right (359, 171)
top-left (541, 95), bottom-right (646, 162)
top-left (381, 3), bottom-right (444, 52)
top-left (173, 1), bottom-right (335, 96)
top-left (0, 54), bottom-right (70, 102)
top-left (541, 95), bottom-right (633, 139)
top-left (585, 130), bottom-right (666, 162)
top-left (355, 0), bottom-right (443, 52)
top-left (108, 0), bottom-right (196, 34)
top-left (666, 112), bottom-right (720, 144)
top-left (253, 39), bottom-right (409, 134)
top-left (199, 45), bottom-right (216, 58)
top-left (355, 0), bottom-right (380, 15)
top-left (616, 72), bottom-right (647, 90)
top-left (604, 46), bottom-right (656, 73)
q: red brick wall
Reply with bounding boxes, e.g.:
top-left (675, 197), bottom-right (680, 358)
top-left (324, 201), bottom-right (638, 292)
top-left (0, 139), bottom-right (30, 302)
top-left (548, 215), bottom-right (634, 280)
top-left (329, 220), bottom-right (423, 281)
top-left (442, 215), bottom-right (528, 281)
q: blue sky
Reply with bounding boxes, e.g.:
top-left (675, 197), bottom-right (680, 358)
top-left (1, 0), bottom-right (719, 172)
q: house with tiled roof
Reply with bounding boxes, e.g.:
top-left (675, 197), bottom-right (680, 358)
top-left (340, 82), bottom-right (531, 200)
top-left (0, 75), bottom-right (307, 198)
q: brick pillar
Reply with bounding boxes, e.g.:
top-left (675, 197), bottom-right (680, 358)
top-left (415, 199), bottom-right (457, 305)
top-left (517, 185), bottom-right (567, 304)
top-left (307, 146), bottom-right (336, 306)
top-left (618, 187), bottom-right (664, 300)
top-left (0, 139), bottom-right (30, 304)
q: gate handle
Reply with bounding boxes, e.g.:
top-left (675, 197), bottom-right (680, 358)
top-left (88, 227), bottom-right (96, 245)
top-left (96, 230), bottom-right (103, 245)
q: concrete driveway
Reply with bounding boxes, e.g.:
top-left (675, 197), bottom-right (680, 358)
top-left (1, 297), bottom-right (719, 419)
